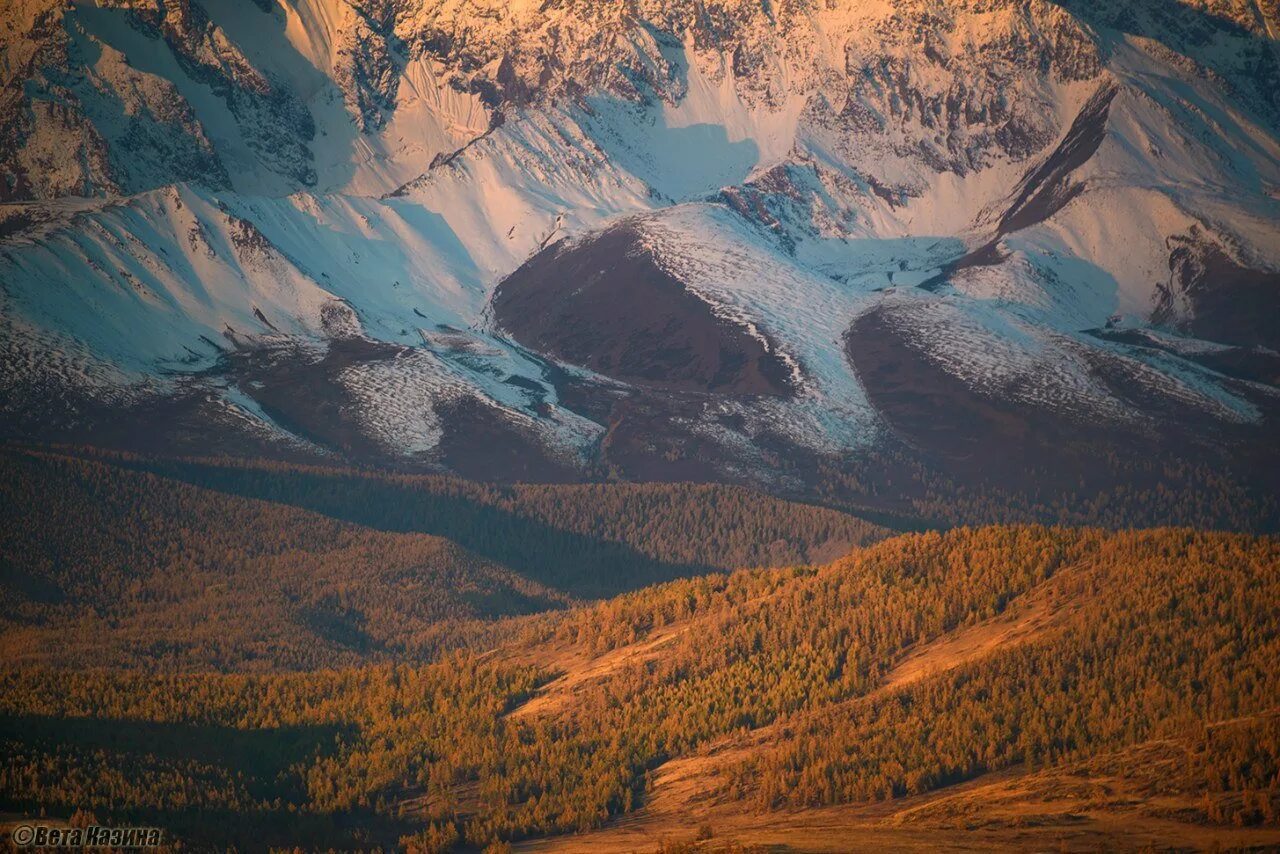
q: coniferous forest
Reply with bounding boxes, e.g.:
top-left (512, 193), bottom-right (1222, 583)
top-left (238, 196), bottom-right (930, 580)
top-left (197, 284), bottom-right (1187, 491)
top-left (2, 446), bottom-right (1278, 851)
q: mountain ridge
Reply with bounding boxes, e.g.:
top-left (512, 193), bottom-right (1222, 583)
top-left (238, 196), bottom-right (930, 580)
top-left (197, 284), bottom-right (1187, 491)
top-left (1, 0), bottom-right (1278, 522)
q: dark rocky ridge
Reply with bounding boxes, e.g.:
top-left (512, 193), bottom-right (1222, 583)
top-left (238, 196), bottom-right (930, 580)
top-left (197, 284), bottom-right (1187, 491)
top-left (842, 300), bottom-right (1280, 520)
top-left (492, 224), bottom-right (796, 397)
top-left (922, 81), bottom-right (1118, 290)
top-left (1156, 234), bottom-right (1280, 350)
top-left (996, 82), bottom-right (1118, 235)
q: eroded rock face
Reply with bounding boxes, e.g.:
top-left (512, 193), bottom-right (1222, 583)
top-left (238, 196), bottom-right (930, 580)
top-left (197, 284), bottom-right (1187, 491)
top-left (492, 225), bottom-right (795, 397)
top-left (1, 0), bottom-right (311, 199)
top-left (0, 0), bottom-right (1114, 200)
top-left (996, 83), bottom-right (1118, 235)
top-left (332, 5), bottom-right (403, 132)
top-left (1156, 232), bottom-right (1280, 350)
top-left (1055, 0), bottom-right (1280, 127)
top-left (8, 0), bottom-right (1279, 203)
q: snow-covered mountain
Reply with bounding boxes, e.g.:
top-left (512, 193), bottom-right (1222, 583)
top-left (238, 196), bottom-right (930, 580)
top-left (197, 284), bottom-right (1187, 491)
top-left (1, 0), bottom-right (1277, 498)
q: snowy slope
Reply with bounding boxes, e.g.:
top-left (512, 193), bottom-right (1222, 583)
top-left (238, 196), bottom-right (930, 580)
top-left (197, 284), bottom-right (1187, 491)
top-left (1, 0), bottom-right (1277, 485)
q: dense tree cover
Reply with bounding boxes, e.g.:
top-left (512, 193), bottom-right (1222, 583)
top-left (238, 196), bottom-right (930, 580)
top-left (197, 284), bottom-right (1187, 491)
top-left (110, 442), bottom-right (1280, 543)
top-left (4, 526), bottom-right (1276, 848)
top-left (0, 447), bottom-right (885, 668)
top-left (102, 449), bottom-right (886, 595)
top-left (816, 446), bottom-right (1280, 533)
top-left (726, 530), bottom-right (1280, 811)
top-left (0, 658), bottom-right (541, 849)
top-left (1058, 713), bottom-right (1280, 827)
top-left (0, 449), bottom-right (570, 669)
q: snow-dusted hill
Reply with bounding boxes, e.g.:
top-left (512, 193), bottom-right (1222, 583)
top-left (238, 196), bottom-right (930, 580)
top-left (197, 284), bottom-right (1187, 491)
top-left (1, 0), bottom-right (1277, 497)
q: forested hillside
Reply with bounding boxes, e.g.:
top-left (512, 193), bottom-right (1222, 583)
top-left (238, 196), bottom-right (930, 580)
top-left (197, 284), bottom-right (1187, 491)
top-left (3, 523), bottom-right (1278, 850)
top-left (111, 452), bottom-right (885, 585)
top-left (0, 450), bottom-right (561, 669)
top-left (0, 447), bottom-right (883, 668)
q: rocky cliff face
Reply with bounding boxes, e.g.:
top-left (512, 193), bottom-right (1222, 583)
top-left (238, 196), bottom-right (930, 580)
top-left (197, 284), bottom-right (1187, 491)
top-left (5, 0), bottom-right (1275, 198)
top-left (0, 0), bottom-right (1120, 199)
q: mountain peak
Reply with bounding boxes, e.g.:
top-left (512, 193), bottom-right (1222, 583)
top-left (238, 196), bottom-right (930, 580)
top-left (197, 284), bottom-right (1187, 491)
top-left (0, 0), bottom-right (1276, 518)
